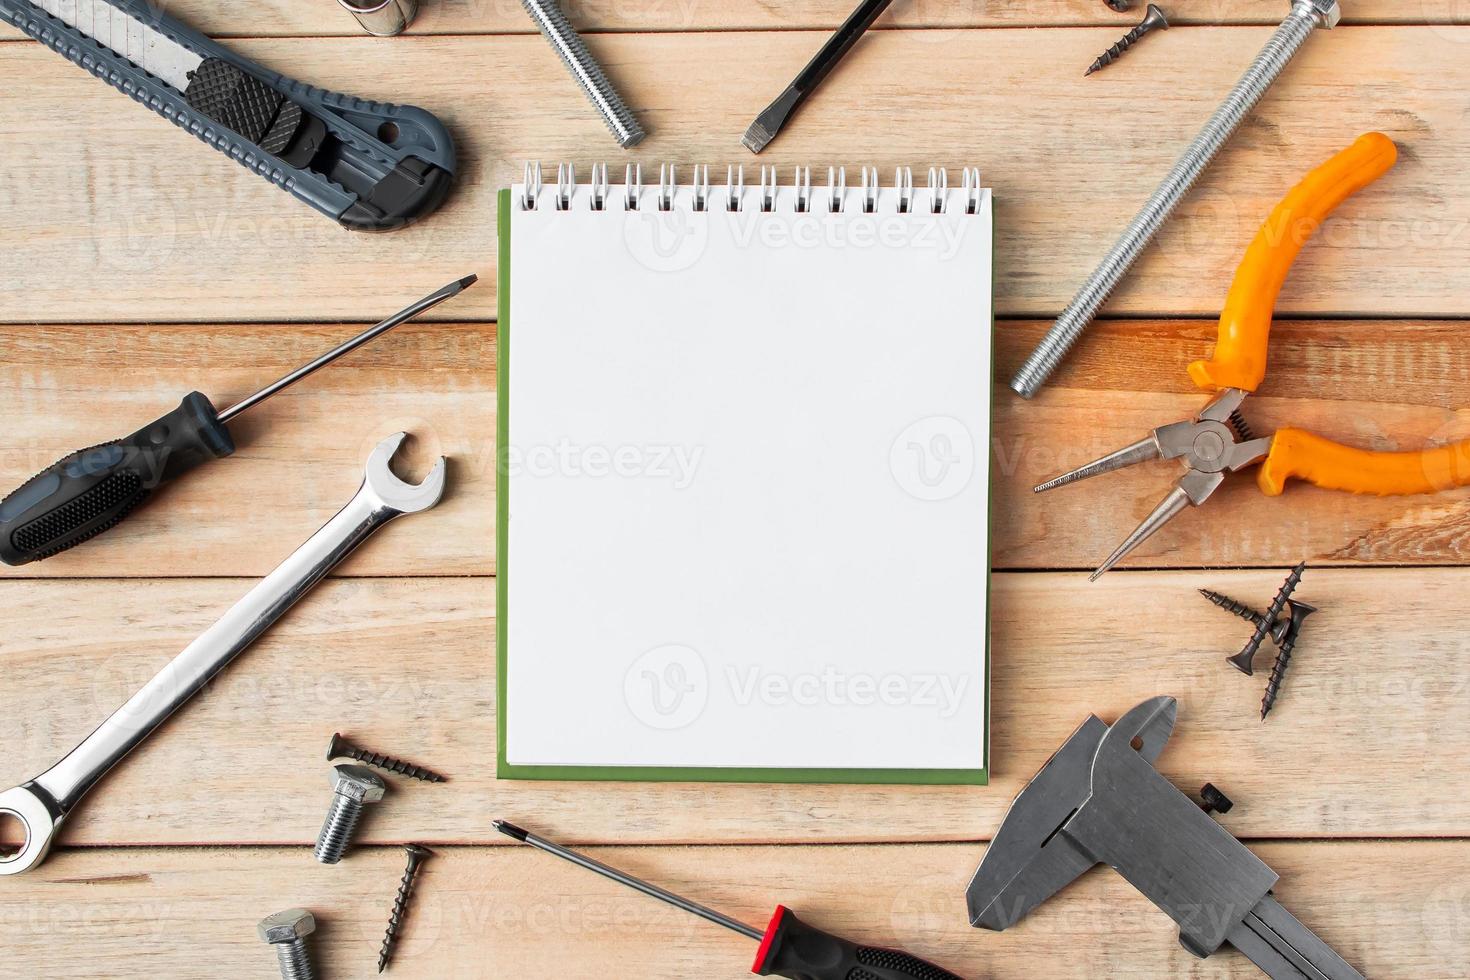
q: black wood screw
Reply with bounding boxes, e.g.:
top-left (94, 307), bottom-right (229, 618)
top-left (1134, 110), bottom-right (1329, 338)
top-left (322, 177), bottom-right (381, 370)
top-left (1223, 562), bottom-right (1308, 675)
top-left (328, 733), bottom-right (447, 783)
top-left (379, 844), bottom-right (433, 973)
top-left (1087, 4), bottom-right (1169, 75)
top-left (1200, 589), bottom-right (1290, 651)
top-left (1261, 600), bottom-right (1318, 720)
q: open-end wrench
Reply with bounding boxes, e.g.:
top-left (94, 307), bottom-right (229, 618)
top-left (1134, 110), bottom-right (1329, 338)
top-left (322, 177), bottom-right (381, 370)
top-left (0, 433), bottom-right (446, 876)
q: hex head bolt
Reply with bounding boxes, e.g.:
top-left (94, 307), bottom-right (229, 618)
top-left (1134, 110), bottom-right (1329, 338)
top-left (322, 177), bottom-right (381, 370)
top-left (328, 733), bottom-right (447, 783)
top-left (258, 908), bottom-right (317, 980)
top-left (1087, 4), bottom-right (1169, 76)
top-left (379, 844), bottom-right (434, 973)
top-left (315, 764), bottom-right (387, 865)
top-left (1009, 0), bottom-right (1343, 398)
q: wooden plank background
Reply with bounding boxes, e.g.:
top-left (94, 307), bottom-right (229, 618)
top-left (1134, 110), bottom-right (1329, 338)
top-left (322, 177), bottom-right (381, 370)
top-left (2, 2), bottom-right (1468, 977)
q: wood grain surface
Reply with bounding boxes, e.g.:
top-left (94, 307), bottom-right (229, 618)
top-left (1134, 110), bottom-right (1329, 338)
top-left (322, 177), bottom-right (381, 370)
top-left (0, 568), bottom-right (1464, 851)
top-left (0, 0), bottom-right (1461, 37)
top-left (0, 3), bottom-right (1465, 978)
top-left (0, 27), bottom-right (1468, 322)
top-left (0, 842), bottom-right (1463, 978)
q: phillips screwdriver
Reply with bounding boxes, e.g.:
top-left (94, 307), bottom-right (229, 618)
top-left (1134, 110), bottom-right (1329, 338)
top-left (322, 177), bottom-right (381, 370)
top-left (0, 276), bottom-right (477, 566)
top-left (494, 820), bottom-right (967, 980)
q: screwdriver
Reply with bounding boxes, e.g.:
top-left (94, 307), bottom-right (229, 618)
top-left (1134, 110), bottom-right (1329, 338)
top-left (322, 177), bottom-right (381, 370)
top-left (493, 820), bottom-right (966, 980)
top-left (0, 276), bottom-right (476, 566)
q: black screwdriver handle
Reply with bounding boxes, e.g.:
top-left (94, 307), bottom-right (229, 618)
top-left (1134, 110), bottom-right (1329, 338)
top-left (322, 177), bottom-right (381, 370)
top-left (753, 906), bottom-right (966, 980)
top-left (0, 392), bottom-right (234, 566)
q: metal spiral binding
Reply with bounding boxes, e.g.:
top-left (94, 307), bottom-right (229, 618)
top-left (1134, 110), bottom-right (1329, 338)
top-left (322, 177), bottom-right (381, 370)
top-left (692, 165), bottom-right (710, 212)
top-left (760, 165), bottom-right (777, 212)
top-left (826, 166), bottom-right (846, 213)
top-left (555, 163), bottom-right (574, 210)
top-left (928, 167), bottom-right (947, 214)
top-left (518, 164), bottom-right (983, 214)
top-left (961, 167), bottom-right (982, 215)
top-left (522, 160), bottom-right (542, 209)
top-left (861, 167), bottom-right (879, 213)
top-left (591, 162), bottom-right (608, 211)
top-left (625, 163), bottom-right (641, 211)
top-left (794, 166), bottom-right (812, 213)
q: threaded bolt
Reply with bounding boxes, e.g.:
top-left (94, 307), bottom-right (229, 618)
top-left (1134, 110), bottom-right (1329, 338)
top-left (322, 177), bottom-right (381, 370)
top-left (258, 908), bottom-right (317, 980)
top-left (1010, 0), bottom-right (1340, 397)
top-left (520, 0), bottom-right (645, 147)
top-left (315, 764), bottom-right (387, 865)
top-left (379, 844), bottom-right (433, 973)
top-left (1087, 4), bottom-right (1169, 76)
top-left (328, 733), bottom-right (447, 784)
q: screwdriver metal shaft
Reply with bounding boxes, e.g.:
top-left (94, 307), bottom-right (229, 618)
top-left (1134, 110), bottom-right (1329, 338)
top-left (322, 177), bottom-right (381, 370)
top-left (494, 820), bottom-right (963, 980)
top-left (219, 275), bottom-right (476, 423)
top-left (0, 275), bottom-right (477, 566)
top-left (493, 820), bottom-right (762, 940)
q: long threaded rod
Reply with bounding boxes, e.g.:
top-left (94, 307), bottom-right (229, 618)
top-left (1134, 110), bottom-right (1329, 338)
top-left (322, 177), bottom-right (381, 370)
top-left (1010, 1), bottom-right (1329, 397)
top-left (521, 0), bottom-right (645, 147)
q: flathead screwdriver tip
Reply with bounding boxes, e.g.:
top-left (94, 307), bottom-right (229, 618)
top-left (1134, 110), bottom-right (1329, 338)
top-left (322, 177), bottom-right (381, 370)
top-left (455, 274), bottom-right (479, 291)
top-left (493, 820), bottom-right (529, 841)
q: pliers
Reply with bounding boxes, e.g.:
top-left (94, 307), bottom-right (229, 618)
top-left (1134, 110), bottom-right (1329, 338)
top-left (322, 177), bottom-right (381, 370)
top-left (1037, 132), bottom-right (1470, 579)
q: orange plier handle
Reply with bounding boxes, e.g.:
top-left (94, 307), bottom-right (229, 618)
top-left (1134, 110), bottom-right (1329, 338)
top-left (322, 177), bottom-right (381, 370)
top-left (1189, 132), bottom-right (1470, 497)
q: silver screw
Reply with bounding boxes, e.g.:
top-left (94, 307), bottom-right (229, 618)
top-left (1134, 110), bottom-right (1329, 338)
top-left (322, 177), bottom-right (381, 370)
top-left (314, 764), bottom-right (386, 865)
top-left (257, 908), bottom-right (317, 980)
top-left (1010, 0), bottom-right (1342, 398)
top-left (520, 0), bottom-right (646, 148)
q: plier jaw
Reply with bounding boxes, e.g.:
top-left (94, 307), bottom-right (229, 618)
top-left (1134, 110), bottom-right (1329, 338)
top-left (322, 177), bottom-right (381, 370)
top-left (1035, 133), bottom-right (1425, 578)
top-left (1036, 389), bottom-right (1274, 579)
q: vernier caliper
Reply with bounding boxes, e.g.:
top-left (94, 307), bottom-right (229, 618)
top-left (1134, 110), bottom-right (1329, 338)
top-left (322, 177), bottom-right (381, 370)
top-left (0, 0), bottom-right (455, 230)
top-left (966, 696), bottom-right (1365, 979)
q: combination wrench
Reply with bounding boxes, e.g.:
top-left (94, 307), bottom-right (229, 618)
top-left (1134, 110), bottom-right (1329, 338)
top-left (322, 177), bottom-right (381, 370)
top-left (0, 432), bottom-right (446, 875)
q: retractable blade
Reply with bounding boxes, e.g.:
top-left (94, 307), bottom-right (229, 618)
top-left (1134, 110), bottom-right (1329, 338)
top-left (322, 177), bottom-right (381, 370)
top-left (1, 0), bottom-right (456, 230)
top-left (35, 0), bottom-right (197, 91)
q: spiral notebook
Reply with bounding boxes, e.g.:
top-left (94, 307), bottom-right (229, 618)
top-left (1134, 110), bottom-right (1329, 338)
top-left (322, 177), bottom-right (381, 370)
top-left (497, 164), bottom-right (994, 784)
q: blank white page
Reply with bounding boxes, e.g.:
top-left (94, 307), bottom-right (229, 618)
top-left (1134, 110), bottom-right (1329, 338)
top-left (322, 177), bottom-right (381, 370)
top-left (503, 174), bottom-right (993, 778)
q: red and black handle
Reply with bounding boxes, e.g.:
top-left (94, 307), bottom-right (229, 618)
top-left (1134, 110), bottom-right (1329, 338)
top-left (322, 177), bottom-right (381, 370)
top-left (753, 906), bottom-right (965, 980)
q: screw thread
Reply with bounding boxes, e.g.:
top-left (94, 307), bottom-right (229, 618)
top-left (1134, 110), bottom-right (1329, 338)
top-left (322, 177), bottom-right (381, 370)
top-left (1010, 4), bottom-right (1322, 397)
top-left (352, 748), bottom-right (445, 783)
top-left (1087, 22), bottom-right (1151, 75)
top-left (1261, 633), bottom-right (1299, 719)
top-left (521, 0), bottom-right (645, 147)
top-left (275, 938), bottom-right (315, 980)
top-left (314, 793), bottom-right (364, 865)
top-left (1200, 589), bottom-right (1269, 628)
top-left (378, 856), bottom-right (425, 972)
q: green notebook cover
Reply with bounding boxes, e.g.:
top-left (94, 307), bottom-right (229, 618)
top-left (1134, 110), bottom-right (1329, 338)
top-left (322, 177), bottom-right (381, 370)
top-left (496, 186), bottom-right (992, 784)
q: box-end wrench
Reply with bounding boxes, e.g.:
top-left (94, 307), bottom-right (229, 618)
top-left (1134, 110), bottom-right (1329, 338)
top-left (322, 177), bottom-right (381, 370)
top-left (0, 432), bottom-right (446, 876)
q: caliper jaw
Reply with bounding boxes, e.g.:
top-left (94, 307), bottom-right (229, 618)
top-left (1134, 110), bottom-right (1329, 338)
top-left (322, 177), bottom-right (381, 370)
top-left (966, 697), bottom-right (1276, 958)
